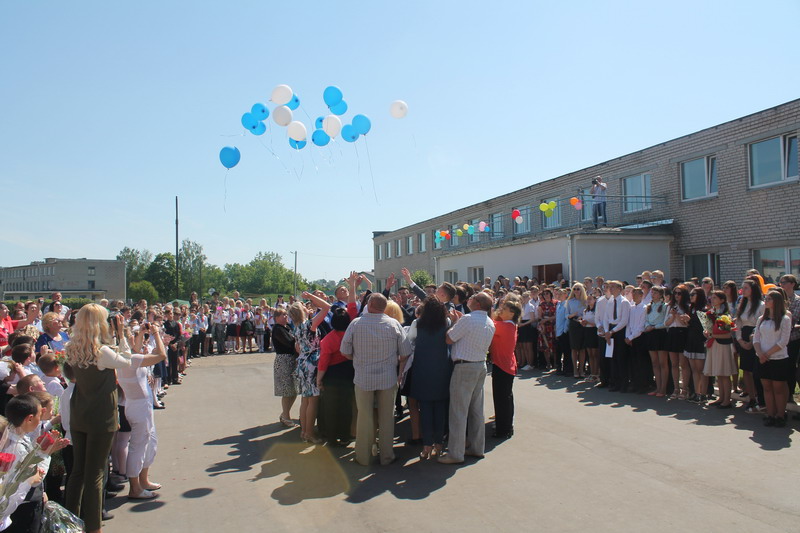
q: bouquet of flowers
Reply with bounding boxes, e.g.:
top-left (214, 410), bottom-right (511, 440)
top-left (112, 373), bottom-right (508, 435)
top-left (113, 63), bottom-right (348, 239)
top-left (0, 431), bottom-right (56, 518)
top-left (699, 310), bottom-right (734, 348)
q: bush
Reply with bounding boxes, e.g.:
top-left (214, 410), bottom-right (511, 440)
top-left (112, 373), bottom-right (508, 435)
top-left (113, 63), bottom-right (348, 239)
top-left (1, 298), bottom-right (92, 312)
top-left (129, 280), bottom-right (159, 303)
top-left (411, 269), bottom-right (434, 287)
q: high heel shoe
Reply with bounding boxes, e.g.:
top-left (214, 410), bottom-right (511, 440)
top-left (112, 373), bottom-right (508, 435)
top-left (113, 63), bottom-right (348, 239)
top-left (433, 444), bottom-right (443, 457)
top-left (279, 415), bottom-right (297, 428)
top-left (419, 446), bottom-right (433, 460)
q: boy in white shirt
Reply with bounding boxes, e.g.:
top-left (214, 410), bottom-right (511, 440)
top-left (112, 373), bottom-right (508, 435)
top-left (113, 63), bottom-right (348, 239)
top-left (626, 288), bottom-right (650, 393)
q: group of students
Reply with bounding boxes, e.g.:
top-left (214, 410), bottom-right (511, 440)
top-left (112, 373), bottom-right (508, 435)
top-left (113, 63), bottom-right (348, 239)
top-left (504, 269), bottom-right (800, 427)
top-left (0, 297), bottom-right (198, 533)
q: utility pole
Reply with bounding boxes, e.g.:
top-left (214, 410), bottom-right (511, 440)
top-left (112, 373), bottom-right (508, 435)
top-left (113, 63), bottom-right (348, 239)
top-left (292, 251), bottom-right (298, 298)
top-left (175, 196), bottom-right (179, 301)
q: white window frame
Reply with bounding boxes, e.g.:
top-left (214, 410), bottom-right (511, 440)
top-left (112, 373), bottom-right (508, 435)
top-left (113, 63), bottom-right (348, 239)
top-left (748, 134), bottom-right (799, 189)
top-left (386, 241), bottom-right (392, 259)
top-left (541, 197), bottom-right (561, 229)
top-left (491, 212), bottom-right (504, 239)
top-left (753, 246), bottom-right (800, 282)
top-left (444, 270), bottom-right (458, 284)
top-left (419, 232), bottom-right (427, 253)
top-left (434, 231), bottom-right (442, 250)
top-left (622, 173), bottom-right (652, 213)
top-left (681, 155), bottom-right (718, 201)
top-left (470, 219), bottom-right (480, 243)
top-left (396, 239), bottom-right (402, 257)
top-left (467, 266), bottom-right (484, 283)
top-left (579, 188), bottom-right (592, 222)
top-left (512, 206), bottom-right (531, 235)
top-left (376, 245), bottom-right (383, 261)
top-left (407, 235), bottom-right (414, 255)
top-left (450, 225), bottom-right (460, 247)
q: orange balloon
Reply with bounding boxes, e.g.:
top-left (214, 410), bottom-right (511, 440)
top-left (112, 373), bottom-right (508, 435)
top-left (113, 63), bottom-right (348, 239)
top-left (569, 197), bottom-right (578, 206)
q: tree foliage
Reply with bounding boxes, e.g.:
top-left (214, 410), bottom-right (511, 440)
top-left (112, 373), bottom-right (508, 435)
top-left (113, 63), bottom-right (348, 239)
top-left (116, 247), bottom-right (153, 291)
top-left (128, 280), bottom-right (159, 303)
top-left (412, 269), bottom-right (434, 288)
top-left (145, 253), bottom-right (179, 301)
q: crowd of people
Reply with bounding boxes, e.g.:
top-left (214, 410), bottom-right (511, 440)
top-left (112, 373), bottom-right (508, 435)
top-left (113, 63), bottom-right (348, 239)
top-left (1, 265), bottom-right (797, 531)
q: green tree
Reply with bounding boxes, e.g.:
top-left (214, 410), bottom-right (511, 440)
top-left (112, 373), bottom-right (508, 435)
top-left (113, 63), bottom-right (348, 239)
top-left (144, 253), bottom-right (179, 301)
top-left (128, 280), bottom-right (159, 303)
top-left (202, 264), bottom-right (227, 297)
top-left (412, 269), bottom-right (434, 288)
top-left (116, 247), bottom-right (153, 291)
top-left (178, 239), bottom-right (207, 298)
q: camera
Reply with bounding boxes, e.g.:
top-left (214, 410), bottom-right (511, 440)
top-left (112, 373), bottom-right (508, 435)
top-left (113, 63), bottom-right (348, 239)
top-left (591, 178), bottom-right (598, 185)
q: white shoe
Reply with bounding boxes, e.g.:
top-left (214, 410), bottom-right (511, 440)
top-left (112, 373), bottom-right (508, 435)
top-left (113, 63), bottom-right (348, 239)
top-left (520, 365), bottom-right (533, 371)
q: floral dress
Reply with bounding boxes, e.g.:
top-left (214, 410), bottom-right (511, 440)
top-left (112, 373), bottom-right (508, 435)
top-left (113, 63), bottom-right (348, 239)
top-left (537, 301), bottom-right (557, 352)
top-left (294, 320), bottom-right (321, 397)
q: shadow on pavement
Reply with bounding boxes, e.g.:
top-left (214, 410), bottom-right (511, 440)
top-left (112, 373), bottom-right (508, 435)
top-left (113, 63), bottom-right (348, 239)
top-left (531, 370), bottom-right (794, 450)
top-left (205, 420), bottom-right (508, 505)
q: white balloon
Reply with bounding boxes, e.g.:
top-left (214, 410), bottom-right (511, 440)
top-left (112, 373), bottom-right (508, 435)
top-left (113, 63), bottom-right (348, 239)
top-left (322, 115), bottom-right (342, 138)
top-left (390, 100), bottom-right (408, 119)
top-left (287, 121), bottom-right (307, 142)
top-left (272, 105), bottom-right (292, 127)
top-left (271, 84), bottom-right (293, 105)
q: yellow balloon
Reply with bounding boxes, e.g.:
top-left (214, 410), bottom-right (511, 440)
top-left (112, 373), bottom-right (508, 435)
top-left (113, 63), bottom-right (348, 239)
top-left (548, 201), bottom-right (557, 210)
top-left (456, 229), bottom-right (463, 237)
top-left (462, 224), bottom-right (469, 230)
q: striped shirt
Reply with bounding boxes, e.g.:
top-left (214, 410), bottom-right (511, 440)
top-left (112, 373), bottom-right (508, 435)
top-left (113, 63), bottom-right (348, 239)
top-left (340, 312), bottom-right (411, 391)
top-left (447, 310), bottom-right (495, 362)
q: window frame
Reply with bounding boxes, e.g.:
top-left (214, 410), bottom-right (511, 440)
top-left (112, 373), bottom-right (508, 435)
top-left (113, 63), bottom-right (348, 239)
top-left (622, 173), bottom-right (652, 213)
top-left (450, 224), bottom-right (460, 247)
top-left (748, 134), bottom-right (799, 189)
top-left (470, 219), bottom-right (480, 243)
top-left (491, 212), bottom-right (504, 239)
top-left (395, 239), bottom-right (402, 257)
top-left (683, 253), bottom-right (720, 283)
top-left (753, 246), bottom-right (800, 283)
top-left (376, 244), bottom-right (383, 261)
top-left (407, 235), bottom-right (414, 255)
top-left (680, 155), bottom-right (718, 201)
top-left (434, 230), bottom-right (442, 250)
top-left (418, 232), bottom-right (427, 253)
top-left (386, 241), bottom-right (392, 259)
top-left (512, 206), bottom-right (531, 235)
top-left (541, 197), bottom-right (561, 229)
top-left (467, 266), bottom-right (484, 283)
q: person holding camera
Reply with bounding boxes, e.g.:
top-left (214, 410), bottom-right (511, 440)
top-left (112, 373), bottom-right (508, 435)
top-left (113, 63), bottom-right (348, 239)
top-left (590, 176), bottom-right (607, 228)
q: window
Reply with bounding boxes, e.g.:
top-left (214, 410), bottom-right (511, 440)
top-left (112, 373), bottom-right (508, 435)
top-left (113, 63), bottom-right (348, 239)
top-left (88, 280), bottom-right (95, 289)
top-left (579, 188), bottom-right (592, 222)
top-left (467, 266), bottom-right (484, 283)
top-left (407, 236), bottom-right (414, 255)
top-left (376, 244), bottom-right (383, 261)
top-left (444, 270), bottom-right (458, 284)
top-left (749, 134), bottom-right (798, 187)
top-left (753, 246), bottom-right (800, 284)
top-left (418, 232), bottom-right (427, 253)
top-left (622, 173), bottom-right (651, 212)
top-left (396, 239), bottom-right (402, 257)
top-left (470, 219), bottom-right (480, 243)
top-left (512, 206), bottom-right (531, 235)
top-left (450, 225), bottom-right (459, 246)
top-left (88, 266), bottom-right (96, 276)
top-left (542, 197), bottom-right (561, 229)
top-left (491, 212), bottom-right (504, 239)
top-left (684, 253), bottom-right (720, 282)
top-left (386, 241), bottom-right (392, 259)
top-left (681, 156), bottom-right (718, 200)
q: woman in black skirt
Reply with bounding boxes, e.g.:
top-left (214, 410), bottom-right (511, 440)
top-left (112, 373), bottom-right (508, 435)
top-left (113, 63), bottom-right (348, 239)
top-left (754, 290), bottom-right (792, 426)
top-left (666, 284), bottom-right (691, 399)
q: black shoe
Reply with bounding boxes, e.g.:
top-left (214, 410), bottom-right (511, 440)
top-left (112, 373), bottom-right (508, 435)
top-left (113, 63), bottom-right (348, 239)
top-left (775, 416), bottom-right (787, 428)
top-left (102, 510), bottom-right (114, 521)
top-left (107, 481), bottom-right (125, 492)
top-left (764, 416), bottom-right (776, 426)
top-left (596, 382), bottom-right (608, 388)
top-left (609, 387), bottom-right (620, 392)
top-left (716, 403), bottom-right (733, 409)
top-left (492, 432), bottom-right (513, 439)
top-left (105, 491), bottom-right (118, 499)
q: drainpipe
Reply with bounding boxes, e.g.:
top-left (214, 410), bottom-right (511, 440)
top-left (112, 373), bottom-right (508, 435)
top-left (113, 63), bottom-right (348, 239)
top-left (433, 254), bottom-right (439, 283)
top-left (567, 233), bottom-right (573, 284)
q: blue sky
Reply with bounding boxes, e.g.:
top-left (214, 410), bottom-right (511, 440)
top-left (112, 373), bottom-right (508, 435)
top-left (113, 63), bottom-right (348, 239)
top-left (1, 1), bottom-right (799, 282)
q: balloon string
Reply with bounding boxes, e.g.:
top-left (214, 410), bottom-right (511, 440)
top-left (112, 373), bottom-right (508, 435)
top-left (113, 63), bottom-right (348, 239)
top-left (259, 139), bottom-right (291, 176)
top-left (223, 169), bottom-right (228, 213)
top-left (220, 133), bottom-right (246, 137)
top-left (352, 141), bottom-right (364, 194)
top-left (363, 136), bottom-right (380, 205)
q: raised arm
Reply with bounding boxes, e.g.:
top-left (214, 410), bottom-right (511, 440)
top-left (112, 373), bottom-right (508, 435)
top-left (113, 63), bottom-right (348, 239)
top-left (303, 291), bottom-right (332, 330)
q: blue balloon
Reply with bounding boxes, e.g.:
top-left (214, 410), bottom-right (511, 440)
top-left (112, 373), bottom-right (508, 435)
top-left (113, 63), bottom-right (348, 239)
top-left (250, 121), bottom-right (266, 135)
top-left (311, 129), bottom-right (330, 147)
top-left (286, 94), bottom-right (300, 110)
top-left (352, 114), bottom-right (371, 135)
top-left (330, 99), bottom-right (348, 116)
top-left (219, 146), bottom-right (240, 169)
top-left (289, 138), bottom-right (307, 150)
top-left (341, 124), bottom-right (359, 143)
top-left (241, 113), bottom-right (259, 131)
top-left (485, 226), bottom-right (491, 232)
top-left (315, 116), bottom-right (324, 129)
top-left (251, 103), bottom-right (269, 121)
top-left (323, 85), bottom-right (343, 107)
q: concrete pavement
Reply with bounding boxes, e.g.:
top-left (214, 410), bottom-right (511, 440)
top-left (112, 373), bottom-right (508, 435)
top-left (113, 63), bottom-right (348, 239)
top-left (107, 353), bottom-right (799, 533)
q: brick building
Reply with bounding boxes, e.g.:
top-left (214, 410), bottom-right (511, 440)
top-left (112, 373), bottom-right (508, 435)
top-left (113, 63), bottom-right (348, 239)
top-left (0, 258), bottom-right (126, 302)
top-left (373, 99), bottom-right (800, 290)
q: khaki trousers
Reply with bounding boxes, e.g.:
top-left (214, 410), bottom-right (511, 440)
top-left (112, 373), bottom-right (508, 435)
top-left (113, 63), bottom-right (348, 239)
top-left (354, 385), bottom-right (396, 466)
top-left (447, 362), bottom-right (487, 461)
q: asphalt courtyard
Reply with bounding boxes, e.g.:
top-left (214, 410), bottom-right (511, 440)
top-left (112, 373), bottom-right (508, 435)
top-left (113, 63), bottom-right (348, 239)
top-left (108, 352), bottom-right (799, 533)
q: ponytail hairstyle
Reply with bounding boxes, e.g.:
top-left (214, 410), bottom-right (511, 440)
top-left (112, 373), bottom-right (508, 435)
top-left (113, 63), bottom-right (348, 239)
top-left (647, 286), bottom-right (665, 314)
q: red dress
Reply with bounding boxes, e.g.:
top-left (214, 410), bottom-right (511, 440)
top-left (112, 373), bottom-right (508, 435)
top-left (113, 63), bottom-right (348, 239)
top-left (537, 301), bottom-right (556, 352)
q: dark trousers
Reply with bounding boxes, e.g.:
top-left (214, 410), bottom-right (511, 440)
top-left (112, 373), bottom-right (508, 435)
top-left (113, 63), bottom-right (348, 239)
top-left (610, 328), bottom-right (629, 390)
top-left (593, 201), bottom-right (606, 227)
top-left (66, 430), bottom-right (115, 532)
top-left (557, 333), bottom-right (572, 374)
top-left (168, 347), bottom-right (179, 384)
top-left (319, 362), bottom-right (355, 441)
top-left (630, 336), bottom-right (651, 393)
top-left (263, 327), bottom-right (272, 351)
top-left (213, 323), bottom-right (226, 354)
top-left (6, 492), bottom-right (43, 533)
top-left (492, 367), bottom-right (514, 436)
top-left (419, 399), bottom-right (448, 446)
top-left (787, 339), bottom-right (800, 399)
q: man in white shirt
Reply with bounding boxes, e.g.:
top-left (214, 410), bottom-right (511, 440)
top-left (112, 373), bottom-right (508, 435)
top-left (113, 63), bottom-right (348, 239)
top-left (625, 288), bottom-right (649, 393)
top-left (591, 176), bottom-right (607, 228)
top-left (603, 281), bottom-right (631, 392)
top-left (439, 292), bottom-right (496, 464)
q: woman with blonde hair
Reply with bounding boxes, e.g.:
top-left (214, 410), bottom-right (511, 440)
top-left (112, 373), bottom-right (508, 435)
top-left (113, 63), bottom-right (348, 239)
top-left (566, 283), bottom-right (588, 378)
top-left (384, 301), bottom-right (405, 324)
top-left (65, 304), bottom-right (163, 533)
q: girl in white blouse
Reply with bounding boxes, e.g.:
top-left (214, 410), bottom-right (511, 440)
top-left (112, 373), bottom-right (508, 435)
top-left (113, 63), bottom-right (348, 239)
top-left (754, 290), bottom-right (793, 427)
top-left (735, 279), bottom-right (764, 412)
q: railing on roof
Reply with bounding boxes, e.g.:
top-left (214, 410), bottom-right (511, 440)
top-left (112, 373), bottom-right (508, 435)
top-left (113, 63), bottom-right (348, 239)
top-left (432, 194), bottom-right (669, 252)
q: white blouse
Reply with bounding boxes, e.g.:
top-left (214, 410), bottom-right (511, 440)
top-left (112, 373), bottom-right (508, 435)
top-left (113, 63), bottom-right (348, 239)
top-left (753, 313), bottom-right (791, 360)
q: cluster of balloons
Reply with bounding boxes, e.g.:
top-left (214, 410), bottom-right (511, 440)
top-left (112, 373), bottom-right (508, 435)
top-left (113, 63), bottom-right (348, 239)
top-left (434, 221), bottom-right (493, 244)
top-left (569, 197), bottom-right (584, 210)
top-left (218, 83), bottom-right (409, 168)
top-left (538, 201), bottom-right (558, 218)
top-left (512, 208), bottom-right (524, 224)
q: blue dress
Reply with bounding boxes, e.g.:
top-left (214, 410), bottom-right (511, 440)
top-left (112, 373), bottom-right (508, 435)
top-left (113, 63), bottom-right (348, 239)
top-left (409, 326), bottom-right (451, 402)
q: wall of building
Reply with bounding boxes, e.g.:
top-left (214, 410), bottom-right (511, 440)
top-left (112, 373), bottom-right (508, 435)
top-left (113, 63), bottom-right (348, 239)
top-left (0, 258), bottom-right (126, 301)
top-left (572, 233), bottom-right (673, 283)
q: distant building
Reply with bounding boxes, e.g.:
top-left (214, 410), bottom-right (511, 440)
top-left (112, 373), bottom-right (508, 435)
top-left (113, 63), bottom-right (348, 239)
top-left (373, 99), bottom-right (800, 289)
top-left (0, 258), bottom-right (126, 302)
